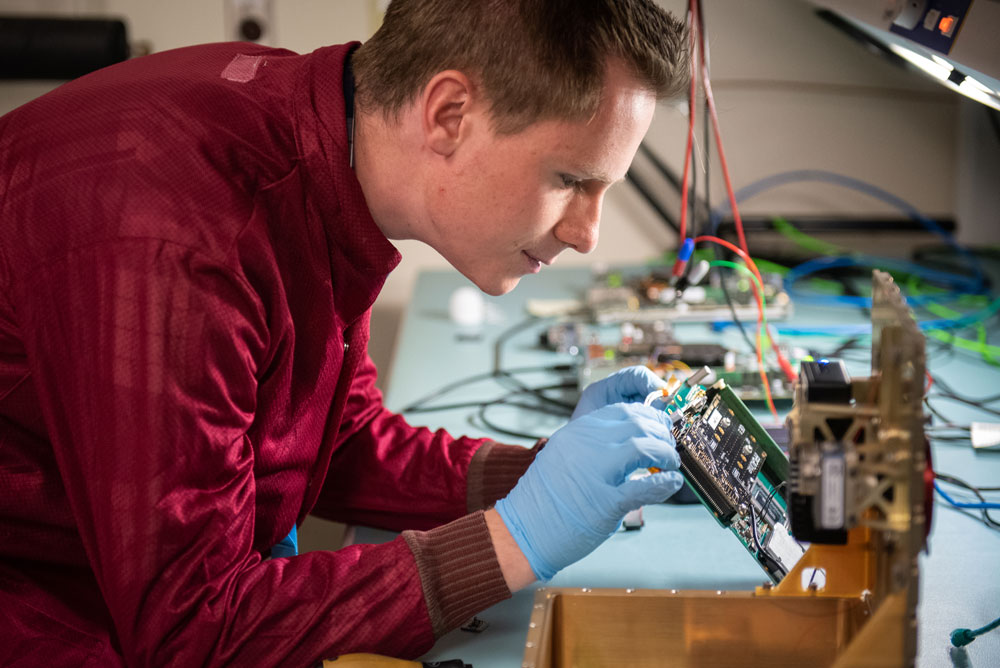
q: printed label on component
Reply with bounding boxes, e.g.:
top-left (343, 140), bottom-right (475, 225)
top-left (707, 409), bottom-right (722, 430)
top-left (820, 454), bottom-right (845, 529)
top-left (767, 523), bottom-right (805, 570)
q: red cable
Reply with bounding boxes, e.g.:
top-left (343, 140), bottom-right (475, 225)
top-left (694, 1), bottom-right (749, 259)
top-left (695, 235), bottom-right (797, 384)
top-left (689, 2), bottom-right (795, 415)
top-left (694, 235), bottom-right (779, 420)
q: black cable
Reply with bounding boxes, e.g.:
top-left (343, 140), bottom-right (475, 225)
top-left (624, 169), bottom-right (681, 234)
top-left (748, 503), bottom-right (787, 576)
top-left (699, 0), bottom-right (710, 242)
top-left (403, 316), bottom-right (587, 439)
top-left (492, 316), bottom-right (578, 412)
top-left (828, 337), bottom-right (862, 358)
top-left (930, 373), bottom-right (1000, 405)
top-left (836, 272), bottom-right (872, 319)
top-left (712, 247), bottom-right (757, 353)
top-left (689, 89), bottom-right (698, 241)
top-left (687, 1), bottom-right (702, 238)
top-left (493, 315), bottom-right (549, 372)
top-left (751, 481), bottom-right (788, 550)
top-left (693, 2), bottom-right (757, 355)
top-left (762, 480), bottom-right (787, 521)
top-left (748, 502), bottom-right (764, 554)
top-left (476, 402), bottom-right (551, 441)
top-left (927, 393), bottom-right (1000, 419)
top-left (912, 243), bottom-right (1000, 268)
top-left (943, 505), bottom-right (1000, 532)
top-left (928, 336), bottom-right (958, 364)
top-left (924, 396), bottom-right (955, 426)
top-left (400, 363), bottom-right (572, 413)
top-left (404, 388), bottom-right (577, 415)
top-left (493, 371), bottom-right (576, 411)
top-left (686, 5), bottom-right (757, 356)
top-left (637, 142), bottom-right (684, 192)
top-left (935, 472), bottom-right (1000, 531)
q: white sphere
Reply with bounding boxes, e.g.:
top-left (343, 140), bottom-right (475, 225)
top-left (449, 286), bottom-right (486, 327)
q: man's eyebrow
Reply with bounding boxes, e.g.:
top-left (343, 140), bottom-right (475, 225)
top-left (578, 169), bottom-right (620, 186)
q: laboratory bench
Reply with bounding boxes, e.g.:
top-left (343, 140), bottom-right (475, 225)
top-left (350, 267), bottom-right (1000, 668)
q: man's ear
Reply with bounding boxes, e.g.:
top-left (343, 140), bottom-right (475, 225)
top-left (421, 70), bottom-right (480, 157)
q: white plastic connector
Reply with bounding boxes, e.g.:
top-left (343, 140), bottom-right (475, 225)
top-left (970, 422), bottom-right (1000, 449)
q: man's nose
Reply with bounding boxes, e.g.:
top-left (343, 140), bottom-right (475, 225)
top-left (556, 194), bottom-right (602, 254)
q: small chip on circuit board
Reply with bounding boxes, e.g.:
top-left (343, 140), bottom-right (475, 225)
top-left (675, 393), bottom-right (768, 523)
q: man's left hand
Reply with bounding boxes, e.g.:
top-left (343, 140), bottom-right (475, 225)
top-left (571, 365), bottom-right (666, 421)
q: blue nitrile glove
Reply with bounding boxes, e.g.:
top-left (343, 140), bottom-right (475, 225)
top-left (495, 402), bottom-right (683, 581)
top-left (571, 365), bottom-right (667, 421)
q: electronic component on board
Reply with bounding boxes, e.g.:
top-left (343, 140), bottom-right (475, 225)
top-left (788, 360), bottom-right (854, 544)
top-left (651, 377), bottom-right (803, 583)
top-left (542, 321), bottom-right (802, 404)
top-left (587, 267), bottom-right (793, 324)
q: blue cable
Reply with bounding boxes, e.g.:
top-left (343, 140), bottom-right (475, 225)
top-left (784, 256), bottom-right (983, 308)
top-left (952, 614), bottom-right (1000, 647)
top-left (710, 293), bottom-right (1000, 335)
top-left (708, 169), bottom-right (988, 291)
top-left (786, 255), bottom-right (982, 294)
top-left (935, 481), bottom-right (1000, 510)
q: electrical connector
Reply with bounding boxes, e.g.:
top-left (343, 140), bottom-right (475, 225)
top-left (970, 422), bottom-right (1000, 449)
top-left (686, 259), bottom-right (710, 286)
top-left (670, 238), bottom-right (695, 284)
top-left (951, 628), bottom-right (977, 648)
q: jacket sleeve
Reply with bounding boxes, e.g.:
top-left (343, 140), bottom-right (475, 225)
top-left (15, 238), bottom-right (457, 665)
top-left (310, 349), bottom-right (541, 636)
top-left (311, 346), bottom-right (541, 531)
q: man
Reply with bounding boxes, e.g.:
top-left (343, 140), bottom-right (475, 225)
top-left (0, 0), bottom-right (686, 665)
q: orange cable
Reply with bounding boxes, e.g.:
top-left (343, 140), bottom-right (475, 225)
top-left (694, 235), bottom-right (779, 420)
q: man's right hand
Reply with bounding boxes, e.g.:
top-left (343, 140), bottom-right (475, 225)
top-left (494, 403), bottom-right (682, 581)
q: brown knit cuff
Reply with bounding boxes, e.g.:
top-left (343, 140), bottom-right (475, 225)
top-left (402, 510), bottom-right (510, 638)
top-left (466, 440), bottom-right (546, 512)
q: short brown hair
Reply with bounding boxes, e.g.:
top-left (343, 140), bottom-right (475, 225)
top-left (352, 0), bottom-right (687, 134)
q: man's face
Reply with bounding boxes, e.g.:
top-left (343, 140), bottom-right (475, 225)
top-left (423, 63), bottom-right (657, 296)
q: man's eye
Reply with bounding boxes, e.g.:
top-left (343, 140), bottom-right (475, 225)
top-left (560, 174), bottom-right (583, 190)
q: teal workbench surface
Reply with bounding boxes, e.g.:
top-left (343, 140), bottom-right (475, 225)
top-left (353, 267), bottom-right (1000, 668)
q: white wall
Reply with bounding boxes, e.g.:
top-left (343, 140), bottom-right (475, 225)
top-left (2, 0), bottom-right (988, 386)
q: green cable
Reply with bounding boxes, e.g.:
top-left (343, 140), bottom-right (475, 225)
top-left (771, 217), bottom-right (990, 298)
top-left (709, 259), bottom-right (770, 349)
top-left (907, 276), bottom-right (1000, 366)
top-left (709, 259), bottom-right (778, 416)
top-left (753, 258), bottom-right (844, 295)
top-left (927, 327), bottom-right (1000, 366)
top-left (772, 216), bottom-right (845, 256)
top-left (773, 216), bottom-right (1000, 363)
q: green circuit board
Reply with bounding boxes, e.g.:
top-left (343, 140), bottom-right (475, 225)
top-left (662, 380), bottom-right (803, 583)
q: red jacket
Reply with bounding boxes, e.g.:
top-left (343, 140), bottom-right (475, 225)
top-left (0, 42), bottom-right (533, 666)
